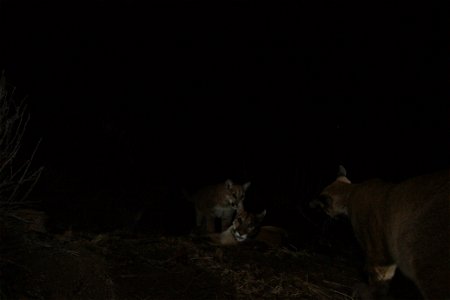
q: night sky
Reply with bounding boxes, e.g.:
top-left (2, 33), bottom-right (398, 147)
top-left (0, 0), bottom-right (448, 230)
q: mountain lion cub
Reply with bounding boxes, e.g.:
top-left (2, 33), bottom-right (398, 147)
top-left (208, 207), bottom-right (266, 245)
top-left (189, 179), bottom-right (251, 233)
top-left (312, 166), bottom-right (449, 299)
top-left (208, 208), bottom-right (287, 248)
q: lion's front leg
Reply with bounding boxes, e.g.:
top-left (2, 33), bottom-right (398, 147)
top-left (358, 263), bottom-right (397, 299)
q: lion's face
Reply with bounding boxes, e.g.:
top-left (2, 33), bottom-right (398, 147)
top-left (312, 175), bottom-right (351, 218)
top-left (318, 185), bottom-right (349, 218)
top-left (231, 209), bottom-right (266, 242)
top-left (224, 180), bottom-right (251, 210)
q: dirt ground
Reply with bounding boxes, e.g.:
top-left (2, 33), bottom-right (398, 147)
top-left (0, 208), bottom-right (422, 300)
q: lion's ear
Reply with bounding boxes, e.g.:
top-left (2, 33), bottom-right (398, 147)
top-left (257, 210), bottom-right (266, 222)
top-left (337, 165), bottom-right (347, 177)
top-left (337, 165), bottom-right (351, 183)
top-left (225, 179), bottom-right (234, 189)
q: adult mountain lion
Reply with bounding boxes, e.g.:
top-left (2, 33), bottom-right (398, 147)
top-left (312, 166), bottom-right (449, 299)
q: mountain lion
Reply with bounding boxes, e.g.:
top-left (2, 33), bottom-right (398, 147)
top-left (312, 166), bottom-right (449, 299)
top-left (208, 207), bottom-right (266, 246)
top-left (188, 179), bottom-right (251, 233)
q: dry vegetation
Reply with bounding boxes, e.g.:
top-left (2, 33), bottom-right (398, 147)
top-left (1, 217), bottom-right (363, 300)
top-left (0, 72), bottom-right (43, 213)
top-left (0, 71), bottom-right (43, 299)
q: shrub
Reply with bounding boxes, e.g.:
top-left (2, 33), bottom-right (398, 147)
top-left (0, 71), bottom-right (43, 214)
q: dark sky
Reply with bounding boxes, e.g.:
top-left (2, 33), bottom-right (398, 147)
top-left (0, 0), bottom-right (448, 194)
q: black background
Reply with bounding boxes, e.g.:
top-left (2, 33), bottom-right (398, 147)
top-left (1, 0), bottom-right (448, 232)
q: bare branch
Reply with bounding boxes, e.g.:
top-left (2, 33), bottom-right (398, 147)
top-left (0, 71), bottom-right (43, 213)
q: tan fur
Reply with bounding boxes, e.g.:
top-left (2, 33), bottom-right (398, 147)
top-left (208, 208), bottom-right (266, 246)
top-left (190, 179), bottom-right (251, 233)
top-left (316, 167), bottom-right (450, 299)
top-left (254, 226), bottom-right (288, 248)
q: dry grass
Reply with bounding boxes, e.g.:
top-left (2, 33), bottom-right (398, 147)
top-left (1, 213), bottom-right (362, 299)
